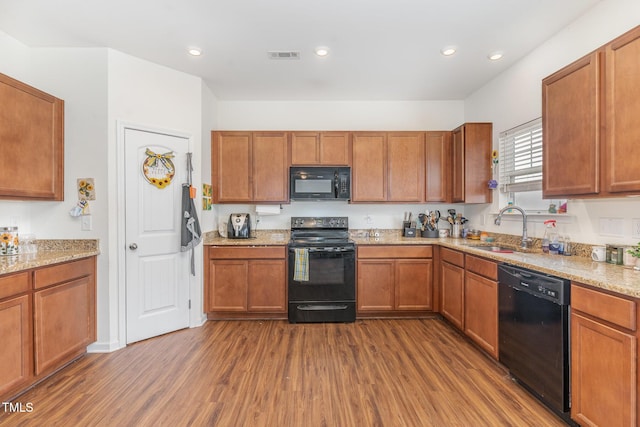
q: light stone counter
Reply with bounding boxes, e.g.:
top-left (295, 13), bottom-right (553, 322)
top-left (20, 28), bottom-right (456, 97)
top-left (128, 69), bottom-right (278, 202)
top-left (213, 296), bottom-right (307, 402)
top-left (204, 230), bottom-right (289, 246)
top-left (353, 230), bottom-right (640, 299)
top-left (0, 239), bottom-right (100, 276)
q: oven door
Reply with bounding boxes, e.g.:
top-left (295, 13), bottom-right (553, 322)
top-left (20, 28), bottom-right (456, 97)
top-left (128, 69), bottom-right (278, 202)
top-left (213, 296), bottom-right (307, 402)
top-left (288, 246), bottom-right (355, 302)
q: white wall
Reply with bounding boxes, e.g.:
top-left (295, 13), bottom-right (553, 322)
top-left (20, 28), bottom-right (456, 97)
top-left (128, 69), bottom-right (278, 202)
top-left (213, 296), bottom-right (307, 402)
top-left (106, 50), bottom-right (205, 350)
top-left (200, 82), bottom-right (218, 233)
top-left (464, 0), bottom-right (640, 246)
top-left (218, 100), bottom-right (463, 131)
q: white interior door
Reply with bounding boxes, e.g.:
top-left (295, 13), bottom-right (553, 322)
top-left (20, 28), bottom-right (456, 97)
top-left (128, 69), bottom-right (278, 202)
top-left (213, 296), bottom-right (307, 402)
top-left (124, 127), bottom-right (190, 344)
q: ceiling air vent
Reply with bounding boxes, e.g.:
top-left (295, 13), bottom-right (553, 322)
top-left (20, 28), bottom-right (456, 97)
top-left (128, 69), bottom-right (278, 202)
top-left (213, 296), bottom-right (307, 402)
top-left (267, 51), bottom-right (301, 60)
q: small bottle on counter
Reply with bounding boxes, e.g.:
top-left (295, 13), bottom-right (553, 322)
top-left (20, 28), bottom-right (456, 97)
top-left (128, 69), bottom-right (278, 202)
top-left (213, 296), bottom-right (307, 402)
top-left (563, 236), bottom-right (572, 256)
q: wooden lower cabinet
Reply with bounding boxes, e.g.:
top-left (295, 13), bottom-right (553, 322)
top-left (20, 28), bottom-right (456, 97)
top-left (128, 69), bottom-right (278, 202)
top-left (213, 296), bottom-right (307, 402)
top-left (357, 245), bottom-right (433, 315)
top-left (571, 283), bottom-right (637, 426)
top-left (33, 276), bottom-right (95, 376)
top-left (0, 294), bottom-right (32, 398)
top-left (205, 246), bottom-right (286, 319)
top-left (440, 248), bottom-right (465, 330)
top-left (0, 256), bottom-right (96, 401)
top-left (464, 271), bottom-right (498, 359)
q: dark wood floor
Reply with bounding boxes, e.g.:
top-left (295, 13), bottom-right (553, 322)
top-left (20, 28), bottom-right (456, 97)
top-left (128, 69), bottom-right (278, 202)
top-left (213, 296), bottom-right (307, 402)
top-left (1, 319), bottom-right (567, 426)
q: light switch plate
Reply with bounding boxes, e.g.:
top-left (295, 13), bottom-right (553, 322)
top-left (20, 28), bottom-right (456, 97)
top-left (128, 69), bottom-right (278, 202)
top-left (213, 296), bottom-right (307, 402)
top-left (599, 217), bottom-right (624, 236)
top-left (81, 214), bottom-right (92, 231)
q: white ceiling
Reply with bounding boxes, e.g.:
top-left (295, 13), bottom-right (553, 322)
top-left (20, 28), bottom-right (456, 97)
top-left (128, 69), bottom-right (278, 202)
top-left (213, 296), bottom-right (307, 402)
top-left (0, 0), bottom-right (601, 101)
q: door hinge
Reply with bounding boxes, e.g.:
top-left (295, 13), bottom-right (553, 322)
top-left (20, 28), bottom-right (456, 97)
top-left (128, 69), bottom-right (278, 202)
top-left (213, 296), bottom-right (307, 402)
top-left (188, 299), bottom-right (191, 309)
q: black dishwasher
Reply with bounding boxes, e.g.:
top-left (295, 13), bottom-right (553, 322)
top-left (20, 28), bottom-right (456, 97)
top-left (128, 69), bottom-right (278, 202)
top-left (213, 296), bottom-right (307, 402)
top-left (498, 264), bottom-right (572, 424)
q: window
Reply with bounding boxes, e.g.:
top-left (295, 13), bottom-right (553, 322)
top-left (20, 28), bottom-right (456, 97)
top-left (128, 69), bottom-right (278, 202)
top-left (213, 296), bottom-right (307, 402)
top-left (499, 118), bottom-right (542, 193)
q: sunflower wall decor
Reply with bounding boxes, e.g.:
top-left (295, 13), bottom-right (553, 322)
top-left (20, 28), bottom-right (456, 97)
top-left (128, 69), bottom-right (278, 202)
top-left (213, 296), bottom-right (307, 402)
top-left (77, 178), bottom-right (96, 200)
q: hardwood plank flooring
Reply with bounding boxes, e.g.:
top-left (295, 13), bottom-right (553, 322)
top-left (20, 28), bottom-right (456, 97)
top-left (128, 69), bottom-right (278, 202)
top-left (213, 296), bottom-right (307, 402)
top-left (1, 319), bottom-right (567, 426)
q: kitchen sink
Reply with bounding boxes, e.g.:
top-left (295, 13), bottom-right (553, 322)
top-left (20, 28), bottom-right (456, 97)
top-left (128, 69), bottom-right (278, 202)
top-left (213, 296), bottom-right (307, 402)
top-left (474, 245), bottom-right (515, 253)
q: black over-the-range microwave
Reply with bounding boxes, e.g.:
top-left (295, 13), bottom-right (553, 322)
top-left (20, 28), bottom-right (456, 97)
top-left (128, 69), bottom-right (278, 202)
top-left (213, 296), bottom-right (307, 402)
top-left (290, 166), bottom-right (351, 201)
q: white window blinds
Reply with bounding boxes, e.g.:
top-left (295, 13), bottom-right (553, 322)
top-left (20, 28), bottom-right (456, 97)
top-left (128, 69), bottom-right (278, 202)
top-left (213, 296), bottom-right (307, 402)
top-left (499, 118), bottom-right (543, 193)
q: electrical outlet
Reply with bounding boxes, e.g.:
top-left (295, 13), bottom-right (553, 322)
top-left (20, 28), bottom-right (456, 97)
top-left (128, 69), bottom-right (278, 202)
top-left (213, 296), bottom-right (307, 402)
top-left (632, 218), bottom-right (640, 238)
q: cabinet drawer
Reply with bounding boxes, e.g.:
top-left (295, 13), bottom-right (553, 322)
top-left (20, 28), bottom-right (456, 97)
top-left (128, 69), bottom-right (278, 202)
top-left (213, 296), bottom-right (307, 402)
top-left (572, 283), bottom-right (636, 331)
top-left (0, 271), bottom-right (31, 300)
top-left (440, 247), bottom-right (464, 267)
top-left (208, 246), bottom-right (285, 260)
top-left (33, 258), bottom-right (95, 290)
top-left (465, 255), bottom-right (498, 281)
top-left (358, 245), bottom-right (432, 259)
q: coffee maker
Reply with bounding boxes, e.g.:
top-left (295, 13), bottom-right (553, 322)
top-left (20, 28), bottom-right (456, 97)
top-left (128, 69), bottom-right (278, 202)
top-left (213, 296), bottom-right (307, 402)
top-left (227, 213), bottom-right (251, 239)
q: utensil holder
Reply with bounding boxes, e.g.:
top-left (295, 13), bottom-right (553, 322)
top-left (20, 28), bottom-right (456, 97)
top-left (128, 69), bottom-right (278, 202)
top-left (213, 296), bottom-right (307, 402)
top-left (422, 229), bottom-right (439, 238)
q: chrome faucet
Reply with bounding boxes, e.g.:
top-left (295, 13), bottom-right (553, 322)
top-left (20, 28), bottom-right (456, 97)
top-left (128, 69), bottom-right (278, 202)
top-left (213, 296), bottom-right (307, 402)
top-left (494, 204), bottom-right (530, 249)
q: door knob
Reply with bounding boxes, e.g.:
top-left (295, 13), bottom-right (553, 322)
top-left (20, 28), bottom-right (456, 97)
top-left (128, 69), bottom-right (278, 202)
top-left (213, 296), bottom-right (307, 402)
top-left (129, 243), bottom-right (138, 250)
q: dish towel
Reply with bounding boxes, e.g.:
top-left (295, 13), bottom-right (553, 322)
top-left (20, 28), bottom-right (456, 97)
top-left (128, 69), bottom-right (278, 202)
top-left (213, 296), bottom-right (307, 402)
top-left (293, 248), bottom-right (309, 282)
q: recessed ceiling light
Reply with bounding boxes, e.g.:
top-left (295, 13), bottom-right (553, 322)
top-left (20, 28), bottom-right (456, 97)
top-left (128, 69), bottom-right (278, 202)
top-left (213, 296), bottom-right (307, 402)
top-left (315, 46), bottom-right (329, 57)
top-left (488, 51), bottom-right (503, 61)
top-left (188, 47), bottom-right (202, 56)
top-left (440, 46), bottom-right (457, 56)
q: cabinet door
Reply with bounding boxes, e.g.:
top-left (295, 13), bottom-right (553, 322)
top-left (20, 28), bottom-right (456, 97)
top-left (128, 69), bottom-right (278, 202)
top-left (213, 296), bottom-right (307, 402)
top-left (248, 260), bottom-right (286, 313)
top-left (252, 132), bottom-right (289, 203)
top-left (605, 27), bottom-right (640, 194)
top-left (0, 73), bottom-right (64, 201)
top-left (33, 277), bottom-right (94, 376)
top-left (571, 311), bottom-right (636, 427)
top-left (212, 131), bottom-right (252, 203)
top-left (463, 123), bottom-right (493, 204)
top-left (320, 132), bottom-right (350, 165)
top-left (357, 260), bottom-right (394, 311)
top-left (451, 127), bottom-right (464, 203)
top-left (352, 133), bottom-right (387, 202)
top-left (395, 259), bottom-right (432, 311)
top-left (542, 52), bottom-right (601, 197)
top-left (291, 132), bottom-right (319, 165)
top-left (464, 271), bottom-right (498, 359)
top-left (441, 261), bottom-right (464, 330)
top-left (425, 131), bottom-right (451, 202)
top-left (0, 295), bottom-right (32, 398)
top-left (207, 260), bottom-right (248, 312)
top-left (387, 132), bottom-right (425, 202)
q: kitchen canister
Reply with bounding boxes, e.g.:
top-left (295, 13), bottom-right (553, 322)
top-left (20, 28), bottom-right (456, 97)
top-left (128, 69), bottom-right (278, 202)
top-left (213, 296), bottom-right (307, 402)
top-left (0, 226), bottom-right (19, 255)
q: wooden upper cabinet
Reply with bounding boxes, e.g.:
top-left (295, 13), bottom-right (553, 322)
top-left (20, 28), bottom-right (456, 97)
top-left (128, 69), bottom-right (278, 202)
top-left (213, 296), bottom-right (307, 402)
top-left (451, 127), bottom-right (464, 203)
top-left (387, 132), bottom-right (425, 202)
top-left (0, 73), bottom-right (64, 201)
top-left (543, 51), bottom-right (602, 198)
top-left (252, 132), bottom-right (289, 203)
top-left (291, 131), bottom-right (350, 165)
top-left (542, 25), bottom-right (640, 199)
top-left (212, 131), bottom-right (252, 203)
top-left (605, 26), bottom-right (640, 194)
top-left (212, 131), bottom-right (289, 203)
top-left (425, 131), bottom-right (451, 203)
top-left (450, 123), bottom-right (492, 204)
top-left (352, 131), bottom-right (426, 203)
top-left (352, 132), bottom-right (387, 202)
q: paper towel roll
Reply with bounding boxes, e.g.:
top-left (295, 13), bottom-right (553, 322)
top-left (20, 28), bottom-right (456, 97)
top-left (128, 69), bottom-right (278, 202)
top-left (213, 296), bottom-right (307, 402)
top-left (255, 205), bottom-right (281, 216)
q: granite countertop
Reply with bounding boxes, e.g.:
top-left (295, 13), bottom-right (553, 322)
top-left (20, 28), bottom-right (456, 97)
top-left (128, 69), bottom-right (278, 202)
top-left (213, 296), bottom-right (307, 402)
top-left (207, 228), bottom-right (640, 299)
top-left (0, 240), bottom-right (100, 276)
top-left (204, 230), bottom-right (290, 246)
top-left (354, 231), bottom-right (640, 299)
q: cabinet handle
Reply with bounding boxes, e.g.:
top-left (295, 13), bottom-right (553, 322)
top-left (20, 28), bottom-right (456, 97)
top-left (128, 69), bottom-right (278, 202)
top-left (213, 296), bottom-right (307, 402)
top-left (129, 243), bottom-right (138, 250)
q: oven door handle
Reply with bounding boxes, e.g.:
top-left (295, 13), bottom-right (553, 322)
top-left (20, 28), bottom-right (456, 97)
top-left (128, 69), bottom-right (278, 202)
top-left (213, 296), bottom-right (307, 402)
top-left (289, 247), bottom-right (354, 253)
top-left (297, 304), bottom-right (349, 311)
